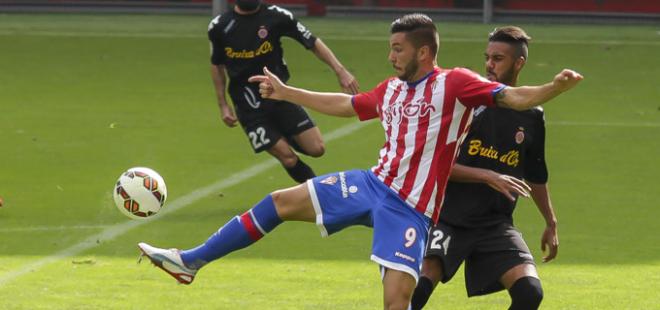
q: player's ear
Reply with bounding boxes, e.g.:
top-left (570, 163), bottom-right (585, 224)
top-left (418, 45), bottom-right (430, 61)
top-left (515, 57), bottom-right (526, 71)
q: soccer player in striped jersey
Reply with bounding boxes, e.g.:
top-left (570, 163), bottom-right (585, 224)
top-left (138, 14), bottom-right (582, 309)
top-left (410, 26), bottom-right (557, 310)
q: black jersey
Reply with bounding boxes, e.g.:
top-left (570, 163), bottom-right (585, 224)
top-left (208, 4), bottom-right (317, 88)
top-left (439, 106), bottom-right (548, 228)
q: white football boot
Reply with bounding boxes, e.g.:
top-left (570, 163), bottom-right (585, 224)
top-left (138, 242), bottom-right (197, 285)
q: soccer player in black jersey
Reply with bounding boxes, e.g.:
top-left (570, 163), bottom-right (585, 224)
top-left (208, 0), bottom-right (359, 183)
top-left (410, 26), bottom-right (558, 310)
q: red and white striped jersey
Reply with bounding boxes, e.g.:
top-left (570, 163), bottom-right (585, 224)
top-left (352, 67), bottom-right (504, 223)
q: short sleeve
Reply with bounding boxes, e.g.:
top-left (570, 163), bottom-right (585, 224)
top-left (352, 79), bottom-right (390, 121)
top-left (447, 68), bottom-right (504, 108)
top-left (272, 5), bottom-right (317, 49)
top-left (208, 15), bottom-right (226, 65)
top-left (524, 109), bottom-right (549, 183)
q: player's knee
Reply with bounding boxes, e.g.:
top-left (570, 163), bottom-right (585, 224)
top-left (306, 141), bottom-right (325, 157)
top-left (384, 297), bottom-right (411, 310)
top-left (420, 257), bottom-right (443, 283)
top-left (270, 190), bottom-right (291, 218)
top-left (269, 185), bottom-right (314, 221)
top-left (277, 153), bottom-right (299, 168)
top-left (508, 276), bottom-right (543, 310)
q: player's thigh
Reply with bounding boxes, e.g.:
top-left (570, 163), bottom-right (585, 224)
top-left (423, 222), bottom-right (472, 284)
top-left (291, 126), bottom-right (324, 157)
top-left (382, 268), bottom-right (417, 310)
top-left (371, 192), bottom-right (430, 283)
top-left (272, 101), bottom-right (316, 137)
top-left (270, 183), bottom-right (315, 222)
top-left (238, 120), bottom-right (282, 153)
top-left (233, 104), bottom-right (282, 154)
top-left (306, 170), bottom-right (376, 237)
top-left (464, 223), bottom-right (536, 296)
top-left (265, 138), bottom-right (298, 166)
top-left (500, 263), bottom-right (539, 289)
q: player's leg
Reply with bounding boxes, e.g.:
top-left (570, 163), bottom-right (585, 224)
top-left (382, 268), bottom-right (417, 310)
top-left (179, 183), bottom-right (315, 266)
top-left (275, 99), bottom-right (324, 155)
top-left (411, 222), bottom-right (467, 310)
top-left (271, 101), bottom-right (323, 182)
top-left (410, 257), bottom-right (443, 310)
top-left (290, 126), bottom-right (325, 157)
top-left (229, 89), bottom-right (315, 183)
top-left (139, 169), bottom-right (376, 285)
top-left (266, 138), bottom-right (315, 183)
top-left (501, 264), bottom-right (542, 310)
top-left (370, 179), bottom-right (431, 310)
top-left (463, 223), bottom-right (541, 309)
top-left (138, 183), bottom-right (315, 284)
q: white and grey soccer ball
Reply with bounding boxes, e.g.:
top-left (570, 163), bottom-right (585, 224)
top-left (113, 167), bottom-right (167, 219)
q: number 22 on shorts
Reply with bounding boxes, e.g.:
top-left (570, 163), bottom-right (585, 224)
top-left (248, 127), bottom-right (271, 149)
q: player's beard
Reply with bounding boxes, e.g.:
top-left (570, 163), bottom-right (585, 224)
top-left (398, 57), bottom-right (420, 82)
top-left (236, 0), bottom-right (261, 12)
top-left (488, 65), bottom-right (515, 85)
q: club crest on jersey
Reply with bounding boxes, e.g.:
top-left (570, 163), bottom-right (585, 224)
top-left (320, 175), bottom-right (338, 185)
top-left (384, 98), bottom-right (435, 125)
top-left (257, 26), bottom-right (268, 39)
top-left (515, 127), bottom-right (525, 144)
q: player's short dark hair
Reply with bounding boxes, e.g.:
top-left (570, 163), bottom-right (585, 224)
top-left (390, 13), bottom-right (439, 57)
top-left (488, 26), bottom-right (531, 60)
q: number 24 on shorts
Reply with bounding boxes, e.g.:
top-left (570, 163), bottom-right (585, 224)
top-left (429, 229), bottom-right (452, 255)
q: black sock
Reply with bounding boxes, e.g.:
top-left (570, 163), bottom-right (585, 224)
top-left (410, 276), bottom-right (435, 310)
top-left (285, 158), bottom-right (315, 183)
top-left (508, 276), bottom-right (543, 310)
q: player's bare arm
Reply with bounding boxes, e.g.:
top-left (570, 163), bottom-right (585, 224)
top-left (450, 164), bottom-right (531, 201)
top-left (210, 64), bottom-right (237, 127)
top-left (528, 182), bottom-right (559, 263)
top-left (249, 67), bottom-right (356, 117)
top-left (496, 69), bottom-right (583, 110)
top-left (311, 38), bottom-right (360, 95)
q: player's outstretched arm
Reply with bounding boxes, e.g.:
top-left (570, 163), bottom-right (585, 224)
top-left (248, 67), bottom-right (357, 118)
top-left (450, 164), bottom-right (530, 201)
top-left (528, 182), bottom-right (559, 263)
top-left (496, 69), bottom-right (583, 110)
top-left (311, 38), bottom-right (360, 94)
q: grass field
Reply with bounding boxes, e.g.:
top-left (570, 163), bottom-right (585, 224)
top-left (1, 13), bottom-right (659, 309)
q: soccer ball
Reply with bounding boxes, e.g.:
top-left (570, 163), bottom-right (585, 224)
top-left (113, 167), bottom-right (167, 219)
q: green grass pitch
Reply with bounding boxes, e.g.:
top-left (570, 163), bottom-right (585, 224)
top-left (0, 13), bottom-right (659, 309)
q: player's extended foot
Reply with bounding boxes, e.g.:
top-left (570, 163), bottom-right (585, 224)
top-left (138, 242), bottom-right (197, 285)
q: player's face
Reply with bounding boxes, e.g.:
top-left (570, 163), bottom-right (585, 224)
top-left (389, 32), bottom-right (420, 82)
top-left (484, 41), bottom-right (520, 85)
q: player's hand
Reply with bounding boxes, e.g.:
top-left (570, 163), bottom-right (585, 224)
top-left (248, 67), bottom-right (286, 101)
top-left (541, 225), bottom-right (559, 263)
top-left (552, 69), bottom-right (583, 93)
top-left (337, 68), bottom-right (359, 95)
top-left (485, 172), bottom-right (531, 201)
top-left (220, 104), bottom-right (237, 127)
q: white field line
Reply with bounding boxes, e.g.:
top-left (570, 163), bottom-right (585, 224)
top-left (0, 30), bottom-right (659, 46)
top-left (0, 120), bottom-right (371, 287)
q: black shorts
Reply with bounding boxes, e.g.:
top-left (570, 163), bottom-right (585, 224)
top-left (425, 221), bottom-right (535, 296)
top-left (229, 84), bottom-right (315, 153)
